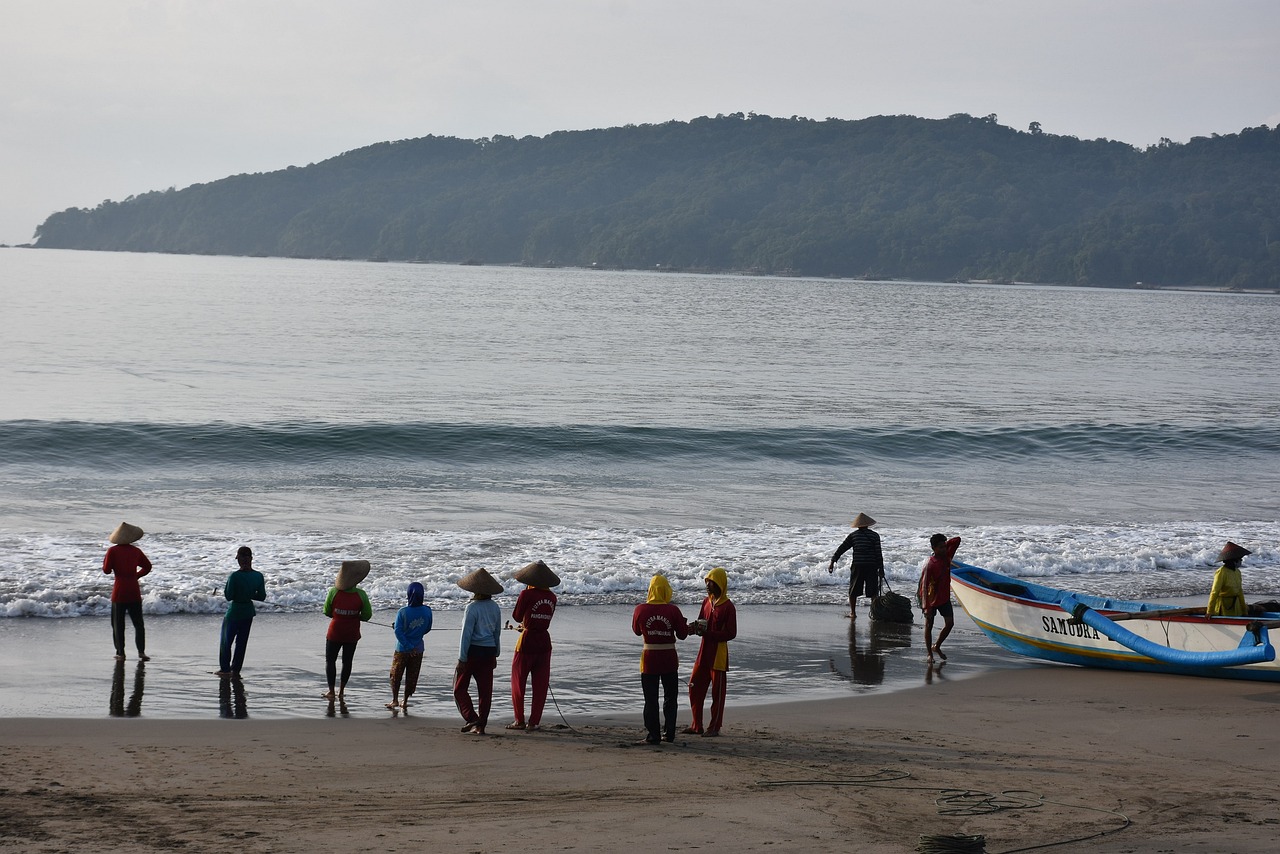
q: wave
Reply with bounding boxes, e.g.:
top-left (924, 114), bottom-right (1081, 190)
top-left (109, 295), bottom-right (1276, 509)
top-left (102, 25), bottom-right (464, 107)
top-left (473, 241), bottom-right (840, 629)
top-left (4, 420), bottom-right (1279, 471)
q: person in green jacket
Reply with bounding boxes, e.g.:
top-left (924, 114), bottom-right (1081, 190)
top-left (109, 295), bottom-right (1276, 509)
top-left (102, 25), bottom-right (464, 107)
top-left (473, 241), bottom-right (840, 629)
top-left (217, 546), bottom-right (267, 676)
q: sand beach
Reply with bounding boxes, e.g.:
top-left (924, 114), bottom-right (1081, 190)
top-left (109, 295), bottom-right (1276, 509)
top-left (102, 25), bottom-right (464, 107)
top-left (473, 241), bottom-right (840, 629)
top-left (3, 665), bottom-right (1277, 853)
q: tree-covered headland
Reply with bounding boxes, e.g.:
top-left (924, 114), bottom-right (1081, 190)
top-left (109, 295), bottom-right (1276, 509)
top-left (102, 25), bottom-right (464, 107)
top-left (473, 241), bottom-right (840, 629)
top-left (32, 113), bottom-right (1280, 288)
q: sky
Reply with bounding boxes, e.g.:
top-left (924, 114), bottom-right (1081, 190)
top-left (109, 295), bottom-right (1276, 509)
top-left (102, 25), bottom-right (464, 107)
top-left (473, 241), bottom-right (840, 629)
top-left (2, 0), bottom-right (1279, 245)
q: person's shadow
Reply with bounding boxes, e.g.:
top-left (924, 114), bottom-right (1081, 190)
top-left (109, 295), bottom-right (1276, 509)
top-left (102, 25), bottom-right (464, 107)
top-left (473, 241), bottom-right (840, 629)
top-left (109, 660), bottom-right (145, 717)
top-left (218, 675), bottom-right (249, 719)
top-left (848, 623), bottom-right (886, 685)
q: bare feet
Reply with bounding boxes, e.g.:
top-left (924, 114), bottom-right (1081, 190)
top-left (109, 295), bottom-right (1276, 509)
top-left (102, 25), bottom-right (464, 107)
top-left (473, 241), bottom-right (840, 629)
top-left (702, 729), bottom-right (721, 737)
top-left (932, 645), bottom-right (947, 661)
top-left (681, 725), bottom-right (702, 735)
top-left (505, 721), bottom-right (526, 730)
top-left (322, 690), bottom-right (336, 700)
top-left (114, 654), bottom-right (126, 661)
top-left (385, 702), bottom-right (400, 710)
top-left (139, 654), bottom-right (150, 661)
top-left (525, 723), bottom-right (541, 732)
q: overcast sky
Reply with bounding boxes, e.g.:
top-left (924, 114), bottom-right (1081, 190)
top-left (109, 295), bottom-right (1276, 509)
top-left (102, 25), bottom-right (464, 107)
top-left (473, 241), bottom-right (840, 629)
top-left (2, 0), bottom-right (1278, 244)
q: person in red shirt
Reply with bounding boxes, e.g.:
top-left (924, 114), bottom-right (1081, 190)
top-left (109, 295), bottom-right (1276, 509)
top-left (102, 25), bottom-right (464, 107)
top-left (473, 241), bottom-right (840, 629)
top-left (506, 560), bottom-right (559, 731)
top-left (102, 522), bottom-right (152, 661)
top-left (684, 567), bottom-right (736, 737)
top-left (322, 560), bottom-right (373, 701)
top-left (917, 534), bottom-right (962, 662)
top-left (632, 574), bottom-right (688, 744)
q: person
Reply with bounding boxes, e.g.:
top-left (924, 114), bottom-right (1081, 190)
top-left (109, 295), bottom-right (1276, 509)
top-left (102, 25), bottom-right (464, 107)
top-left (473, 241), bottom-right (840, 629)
top-left (103, 521), bottom-right (152, 661)
top-left (1206, 541), bottom-right (1252, 617)
top-left (917, 534), bottom-right (962, 662)
top-left (684, 567), bottom-right (737, 737)
top-left (828, 512), bottom-right (884, 618)
top-left (454, 567), bottom-right (503, 735)
top-left (507, 560), bottom-right (560, 731)
top-left (632, 574), bottom-right (689, 744)
top-left (322, 560), bottom-right (373, 700)
top-left (388, 581), bottom-right (433, 711)
top-left (217, 546), bottom-right (266, 676)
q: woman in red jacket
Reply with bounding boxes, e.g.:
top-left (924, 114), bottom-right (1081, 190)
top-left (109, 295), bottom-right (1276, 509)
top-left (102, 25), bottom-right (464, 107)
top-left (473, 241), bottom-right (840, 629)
top-left (103, 522), bottom-right (152, 661)
top-left (684, 567), bottom-right (736, 737)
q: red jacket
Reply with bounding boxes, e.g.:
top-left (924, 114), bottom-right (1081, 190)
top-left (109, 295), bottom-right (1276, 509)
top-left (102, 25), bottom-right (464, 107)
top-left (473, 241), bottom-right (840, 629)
top-left (512, 587), bottom-right (557, 655)
top-left (102, 544), bottom-right (152, 603)
top-left (632, 603), bottom-right (688, 674)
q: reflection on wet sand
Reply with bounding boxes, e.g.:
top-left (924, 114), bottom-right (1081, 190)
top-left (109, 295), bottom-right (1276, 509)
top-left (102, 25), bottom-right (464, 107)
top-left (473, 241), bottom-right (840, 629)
top-left (218, 675), bottom-right (248, 719)
top-left (109, 660), bottom-right (144, 717)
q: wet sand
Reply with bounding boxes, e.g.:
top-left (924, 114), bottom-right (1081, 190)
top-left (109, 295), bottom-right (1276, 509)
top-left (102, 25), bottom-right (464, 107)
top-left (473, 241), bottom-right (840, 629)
top-left (2, 665), bottom-right (1277, 853)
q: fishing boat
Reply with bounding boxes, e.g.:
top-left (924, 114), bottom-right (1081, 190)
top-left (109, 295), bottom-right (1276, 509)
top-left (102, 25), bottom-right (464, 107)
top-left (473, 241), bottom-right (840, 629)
top-left (950, 562), bottom-right (1280, 681)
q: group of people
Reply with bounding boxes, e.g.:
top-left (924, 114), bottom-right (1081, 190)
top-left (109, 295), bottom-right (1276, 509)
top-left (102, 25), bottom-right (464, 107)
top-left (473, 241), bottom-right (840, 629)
top-left (319, 556), bottom-right (737, 742)
top-left (827, 512), bottom-right (961, 662)
top-left (101, 518), bottom-right (1259, 737)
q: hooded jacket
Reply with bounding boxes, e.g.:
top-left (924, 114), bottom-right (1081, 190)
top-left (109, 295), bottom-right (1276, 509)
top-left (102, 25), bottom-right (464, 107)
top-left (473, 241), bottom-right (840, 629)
top-left (632, 575), bottom-right (689, 674)
top-left (693, 568), bottom-right (737, 672)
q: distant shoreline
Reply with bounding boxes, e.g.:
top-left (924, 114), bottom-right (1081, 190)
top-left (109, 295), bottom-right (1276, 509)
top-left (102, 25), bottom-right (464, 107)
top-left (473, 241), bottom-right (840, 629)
top-left (5, 243), bottom-right (1276, 295)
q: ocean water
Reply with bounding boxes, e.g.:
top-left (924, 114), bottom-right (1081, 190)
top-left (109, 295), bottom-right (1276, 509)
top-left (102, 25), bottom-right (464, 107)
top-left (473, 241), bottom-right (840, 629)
top-left (1, 247), bottom-right (1278, 621)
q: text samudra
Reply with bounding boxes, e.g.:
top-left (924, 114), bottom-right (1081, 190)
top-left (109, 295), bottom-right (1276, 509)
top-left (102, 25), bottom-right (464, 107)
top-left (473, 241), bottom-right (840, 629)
top-left (1041, 615), bottom-right (1103, 640)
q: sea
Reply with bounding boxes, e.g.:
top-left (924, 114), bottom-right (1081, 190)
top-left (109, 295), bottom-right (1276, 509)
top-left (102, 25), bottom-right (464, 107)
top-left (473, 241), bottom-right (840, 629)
top-left (1, 248), bottom-right (1277, 719)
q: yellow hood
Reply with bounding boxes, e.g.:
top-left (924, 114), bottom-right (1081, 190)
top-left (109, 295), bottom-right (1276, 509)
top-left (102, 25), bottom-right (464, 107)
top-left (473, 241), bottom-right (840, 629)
top-left (705, 567), bottom-right (729, 604)
top-left (646, 574), bottom-right (673, 605)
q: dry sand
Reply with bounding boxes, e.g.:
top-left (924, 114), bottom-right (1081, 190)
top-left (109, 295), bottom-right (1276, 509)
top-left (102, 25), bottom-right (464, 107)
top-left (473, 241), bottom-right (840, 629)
top-left (2, 665), bottom-right (1277, 853)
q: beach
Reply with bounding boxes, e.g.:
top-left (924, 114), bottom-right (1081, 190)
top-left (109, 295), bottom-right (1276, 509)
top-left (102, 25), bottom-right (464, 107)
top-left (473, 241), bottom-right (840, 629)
top-left (3, 665), bottom-right (1276, 853)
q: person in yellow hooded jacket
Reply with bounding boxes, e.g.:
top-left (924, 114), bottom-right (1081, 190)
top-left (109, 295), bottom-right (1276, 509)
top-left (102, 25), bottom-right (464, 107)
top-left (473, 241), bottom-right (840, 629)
top-left (1206, 541), bottom-right (1252, 617)
top-left (632, 574), bottom-right (689, 744)
top-left (683, 567), bottom-right (737, 737)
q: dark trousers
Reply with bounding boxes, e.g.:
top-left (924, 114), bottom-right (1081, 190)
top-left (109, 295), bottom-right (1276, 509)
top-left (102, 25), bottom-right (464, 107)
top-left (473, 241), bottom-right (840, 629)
top-left (641, 671), bottom-right (679, 741)
top-left (219, 617), bottom-right (254, 673)
top-left (454, 647), bottom-right (498, 730)
top-left (325, 640), bottom-right (358, 692)
top-left (111, 601), bottom-right (145, 656)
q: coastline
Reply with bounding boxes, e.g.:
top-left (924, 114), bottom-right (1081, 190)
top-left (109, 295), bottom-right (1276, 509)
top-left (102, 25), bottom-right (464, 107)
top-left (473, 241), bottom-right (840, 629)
top-left (2, 666), bottom-right (1276, 852)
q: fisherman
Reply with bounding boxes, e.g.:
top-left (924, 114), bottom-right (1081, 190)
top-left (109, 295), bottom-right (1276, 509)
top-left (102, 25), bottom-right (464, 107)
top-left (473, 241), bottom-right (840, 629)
top-left (828, 512), bottom-right (884, 618)
top-left (917, 534), bottom-right (962, 662)
top-left (683, 567), bottom-right (737, 737)
top-left (507, 560), bottom-right (559, 732)
top-left (454, 567), bottom-right (503, 735)
top-left (1206, 541), bottom-right (1251, 617)
top-left (387, 581), bottom-right (433, 711)
top-left (632, 574), bottom-right (689, 744)
top-left (103, 522), bottom-right (152, 661)
top-left (322, 560), bottom-right (373, 701)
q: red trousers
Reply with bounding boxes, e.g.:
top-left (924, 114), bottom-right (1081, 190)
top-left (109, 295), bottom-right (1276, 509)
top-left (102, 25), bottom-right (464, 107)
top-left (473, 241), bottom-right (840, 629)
top-left (511, 648), bottom-right (552, 726)
top-left (688, 663), bottom-right (728, 734)
top-left (453, 654), bottom-right (497, 730)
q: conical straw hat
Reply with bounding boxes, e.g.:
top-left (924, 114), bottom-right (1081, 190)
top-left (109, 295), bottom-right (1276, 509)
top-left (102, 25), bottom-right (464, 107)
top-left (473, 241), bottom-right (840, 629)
top-left (1218, 541), bottom-right (1252, 563)
top-left (850, 513), bottom-right (877, 528)
top-left (109, 522), bottom-right (145, 545)
top-left (513, 559), bottom-right (560, 588)
top-left (457, 567), bottom-right (503, 596)
top-left (335, 559), bottom-right (371, 590)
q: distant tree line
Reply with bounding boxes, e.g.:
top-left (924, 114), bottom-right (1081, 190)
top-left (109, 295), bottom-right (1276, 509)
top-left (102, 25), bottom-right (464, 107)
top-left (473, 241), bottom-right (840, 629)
top-left (32, 113), bottom-right (1280, 288)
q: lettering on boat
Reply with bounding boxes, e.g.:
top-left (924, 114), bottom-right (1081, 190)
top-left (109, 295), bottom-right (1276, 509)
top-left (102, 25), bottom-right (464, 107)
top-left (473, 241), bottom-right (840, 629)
top-left (1041, 616), bottom-right (1102, 639)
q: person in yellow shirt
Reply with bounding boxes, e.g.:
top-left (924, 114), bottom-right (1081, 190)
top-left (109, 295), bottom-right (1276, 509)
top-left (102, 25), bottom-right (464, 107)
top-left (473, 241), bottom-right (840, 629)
top-left (1206, 541), bottom-right (1251, 617)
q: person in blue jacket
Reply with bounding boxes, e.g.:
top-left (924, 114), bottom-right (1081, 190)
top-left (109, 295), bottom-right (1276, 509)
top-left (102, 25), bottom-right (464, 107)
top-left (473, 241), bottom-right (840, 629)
top-left (387, 581), bottom-right (433, 711)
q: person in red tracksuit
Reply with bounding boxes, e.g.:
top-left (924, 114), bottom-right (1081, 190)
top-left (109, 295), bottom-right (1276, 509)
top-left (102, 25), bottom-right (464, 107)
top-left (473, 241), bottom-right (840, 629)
top-left (506, 560), bottom-right (559, 731)
top-left (684, 566), bottom-right (736, 737)
top-left (632, 574), bottom-right (688, 744)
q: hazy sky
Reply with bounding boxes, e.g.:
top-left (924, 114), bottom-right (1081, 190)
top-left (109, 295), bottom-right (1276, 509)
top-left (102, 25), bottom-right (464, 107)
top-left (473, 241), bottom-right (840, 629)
top-left (2, 0), bottom-right (1278, 244)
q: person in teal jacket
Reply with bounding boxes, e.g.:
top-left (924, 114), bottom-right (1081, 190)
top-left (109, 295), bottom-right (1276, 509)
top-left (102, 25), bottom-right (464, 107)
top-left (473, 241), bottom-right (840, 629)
top-left (218, 546), bottom-right (267, 676)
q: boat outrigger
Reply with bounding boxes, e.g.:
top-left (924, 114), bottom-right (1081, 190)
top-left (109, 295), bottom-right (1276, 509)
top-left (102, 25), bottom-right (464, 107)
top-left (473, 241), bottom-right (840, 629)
top-left (950, 562), bottom-right (1280, 681)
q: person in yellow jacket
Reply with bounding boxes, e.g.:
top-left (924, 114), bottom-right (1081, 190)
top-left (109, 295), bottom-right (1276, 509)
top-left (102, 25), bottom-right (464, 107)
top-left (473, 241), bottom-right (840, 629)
top-left (1206, 541), bottom-right (1251, 617)
top-left (683, 567), bottom-right (737, 737)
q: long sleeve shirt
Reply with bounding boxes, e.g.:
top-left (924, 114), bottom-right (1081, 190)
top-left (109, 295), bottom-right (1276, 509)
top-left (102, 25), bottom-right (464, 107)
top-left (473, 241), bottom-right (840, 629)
top-left (223, 569), bottom-right (266, 620)
top-left (393, 604), bottom-right (434, 653)
top-left (512, 587), bottom-right (557, 655)
top-left (103, 544), bottom-right (152, 603)
top-left (458, 598), bottom-right (502, 661)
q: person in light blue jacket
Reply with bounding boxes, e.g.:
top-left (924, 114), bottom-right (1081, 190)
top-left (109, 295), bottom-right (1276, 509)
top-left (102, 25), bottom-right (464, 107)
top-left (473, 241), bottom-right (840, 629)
top-left (387, 581), bottom-right (433, 711)
top-left (452, 568), bottom-right (503, 735)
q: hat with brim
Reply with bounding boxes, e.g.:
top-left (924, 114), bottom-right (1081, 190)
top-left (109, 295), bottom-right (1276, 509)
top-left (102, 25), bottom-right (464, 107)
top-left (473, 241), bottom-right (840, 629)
top-left (1219, 542), bottom-right (1252, 563)
top-left (109, 522), bottom-right (145, 545)
top-left (850, 513), bottom-right (877, 528)
top-left (514, 559), bottom-right (560, 588)
top-left (335, 559), bottom-right (371, 590)
top-left (457, 567), bottom-right (504, 596)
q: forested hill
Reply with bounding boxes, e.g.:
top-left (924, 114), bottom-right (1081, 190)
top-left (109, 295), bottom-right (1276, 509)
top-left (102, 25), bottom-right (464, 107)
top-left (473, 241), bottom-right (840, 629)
top-left (32, 113), bottom-right (1280, 288)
